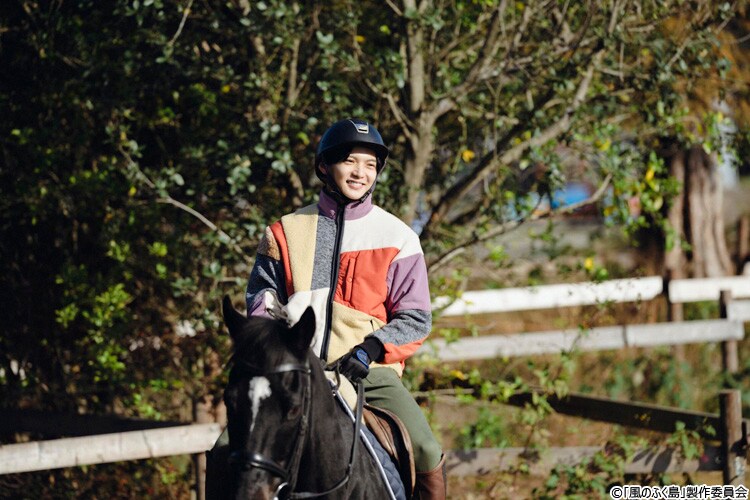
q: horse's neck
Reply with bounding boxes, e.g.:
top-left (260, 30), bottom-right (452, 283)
top-left (297, 371), bottom-right (357, 481)
top-left (307, 370), bottom-right (354, 453)
top-left (297, 370), bottom-right (391, 498)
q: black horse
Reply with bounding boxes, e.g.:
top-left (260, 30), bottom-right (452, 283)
top-left (214, 296), bottom-right (396, 499)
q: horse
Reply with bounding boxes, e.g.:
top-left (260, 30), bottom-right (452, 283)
top-left (215, 296), bottom-right (397, 499)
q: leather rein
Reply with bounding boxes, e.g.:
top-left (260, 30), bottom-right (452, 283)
top-left (227, 358), bottom-right (365, 500)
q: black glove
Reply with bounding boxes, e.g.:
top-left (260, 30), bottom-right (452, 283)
top-left (338, 346), bottom-right (371, 382)
top-left (336, 337), bottom-right (385, 382)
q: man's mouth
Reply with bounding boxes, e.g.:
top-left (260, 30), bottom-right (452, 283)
top-left (347, 180), bottom-right (365, 188)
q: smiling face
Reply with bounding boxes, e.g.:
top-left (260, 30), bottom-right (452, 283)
top-left (320, 146), bottom-right (378, 200)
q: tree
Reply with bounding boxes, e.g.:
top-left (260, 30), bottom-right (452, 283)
top-left (0, 0), bottom-right (745, 496)
top-left (664, 145), bottom-right (735, 280)
top-left (343, 1), bottom-right (742, 270)
top-left (0, 0), bottom-right (357, 493)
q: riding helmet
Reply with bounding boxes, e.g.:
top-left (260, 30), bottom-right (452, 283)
top-left (315, 119), bottom-right (389, 183)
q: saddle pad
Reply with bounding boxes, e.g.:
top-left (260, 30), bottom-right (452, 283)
top-left (361, 426), bottom-right (407, 500)
top-left (363, 404), bottom-right (416, 497)
top-left (331, 383), bottom-right (406, 500)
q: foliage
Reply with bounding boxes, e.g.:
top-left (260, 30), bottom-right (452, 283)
top-left (603, 348), bottom-right (697, 408)
top-left (0, 458), bottom-right (191, 499)
top-left (1, 0), bottom-right (747, 496)
top-left (533, 433), bottom-right (647, 499)
top-left (457, 406), bottom-right (509, 450)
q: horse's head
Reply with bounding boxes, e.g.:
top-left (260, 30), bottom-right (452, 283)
top-left (222, 296), bottom-right (316, 500)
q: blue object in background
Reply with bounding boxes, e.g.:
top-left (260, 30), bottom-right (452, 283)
top-left (551, 182), bottom-right (593, 209)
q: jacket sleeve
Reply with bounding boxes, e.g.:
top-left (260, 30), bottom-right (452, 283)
top-left (370, 238), bottom-right (432, 365)
top-left (245, 226), bottom-right (288, 317)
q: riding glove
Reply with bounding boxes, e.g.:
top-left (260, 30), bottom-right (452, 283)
top-left (337, 337), bottom-right (385, 382)
top-left (338, 347), bottom-right (370, 382)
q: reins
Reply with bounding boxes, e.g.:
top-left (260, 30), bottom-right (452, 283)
top-left (228, 358), bottom-right (366, 500)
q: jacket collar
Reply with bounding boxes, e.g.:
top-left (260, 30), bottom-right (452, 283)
top-left (318, 190), bottom-right (373, 221)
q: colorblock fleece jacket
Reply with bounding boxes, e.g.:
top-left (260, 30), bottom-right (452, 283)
top-left (246, 190), bottom-right (432, 376)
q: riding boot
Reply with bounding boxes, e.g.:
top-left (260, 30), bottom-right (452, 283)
top-left (413, 454), bottom-right (446, 500)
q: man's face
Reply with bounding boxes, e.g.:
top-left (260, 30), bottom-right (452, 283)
top-left (321, 146), bottom-right (377, 199)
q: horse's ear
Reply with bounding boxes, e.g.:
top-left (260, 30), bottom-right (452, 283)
top-left (222, 295), bottom-right (246, 340)
top-left (287, 306), bottom-right (316, 356)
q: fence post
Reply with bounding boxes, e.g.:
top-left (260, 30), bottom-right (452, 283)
top-left (737, 215), bottom-right (749, 274)
top-left (193, 396), bottom-right (211, 500)
top-left (720, 290), bottom-right (739, 377)
top-left (719, 390), bottom-right (746, 486)
top-left (665, 270), bottom-right (683, 322)
top-left (665, 271), bottom-right (685, 361)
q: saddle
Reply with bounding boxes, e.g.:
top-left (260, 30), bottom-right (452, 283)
top-left (362, 403), bottom-right (416, 498)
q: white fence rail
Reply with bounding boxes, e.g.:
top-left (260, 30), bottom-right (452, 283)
top-left (421, 319), bottom-right (745, 361)
top-left (727, 299), bottom-right (750, 322)
top-left (0, 424), bottom-right (222, 475)
top-left (0, 427), bottom-right (720, 476)
top-left (433, 276), bottom-right (664, 316)
top-left (425, 275), bottom-right (750, 361)
top-left (433, 275), bottom-right (750, 317)
top-left (668, 276), bottom-right (750, 303)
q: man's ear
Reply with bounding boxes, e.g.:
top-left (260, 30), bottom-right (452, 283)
top-left (317, 163), bottom-right (327, 176)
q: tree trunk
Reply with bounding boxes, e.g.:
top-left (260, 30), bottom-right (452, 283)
top-left (400, 0), bottom-right (430, 224)
top-left (402, 116), bottom-right (435, 224)
top-left (684, 147), bottom-right (734, 277)
top-left (665, 146), bottom-right (734, 279)
top-left (665, 149), bottom-right (687, 282)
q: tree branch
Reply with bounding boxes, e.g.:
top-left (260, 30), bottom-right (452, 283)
top-left (448, 5), bottom-right (505, 100)
top-left (364, 79), bottom-right (414, 141)
top-left (119, 146), bottom-right (251, 264)
top-left (424, 48), bottom-right (603, 237)
top-left (286, 38), bottom-right (301, 108)
top-left (428, 173), bottom-right (612, 271)
top-left (403, 0), bottom-right (427, 114)
top-left (385, 0), bottom-right (403, 16)
top-left (168, 0), bottom-right (195, 47)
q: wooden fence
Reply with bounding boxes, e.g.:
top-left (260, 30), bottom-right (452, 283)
top-left (423, 274), bottom-right (750, 484)
top-left (420, 319), bottom-right (744, 361)
top-left (423, 275), bottom-right (750, 369)
top-left (1, 274), bottom-right (749, 491)
top-left (0, 392), bottom-right (744, 481)
top-left (433, 274), bottom-right (750, 317)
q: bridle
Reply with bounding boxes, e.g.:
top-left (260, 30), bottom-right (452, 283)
top-left (227, 358), bottom-right (364, 500)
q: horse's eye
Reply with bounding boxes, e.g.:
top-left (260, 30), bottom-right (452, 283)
top-left (286, 404), bottom-right (302, 420)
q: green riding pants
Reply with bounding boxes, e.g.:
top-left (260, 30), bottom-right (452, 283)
top-left (363, 367), bottom-right (443, 472)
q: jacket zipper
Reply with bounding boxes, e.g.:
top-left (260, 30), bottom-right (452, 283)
top-left (320, 202), bottom-right (345, 361)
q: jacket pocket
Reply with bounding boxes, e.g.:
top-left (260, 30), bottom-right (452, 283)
top-left (340, 254), bottom-right (357, 304)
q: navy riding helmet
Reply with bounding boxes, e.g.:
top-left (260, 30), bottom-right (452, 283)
top-left (314, 119), bottom-right (389, 183)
